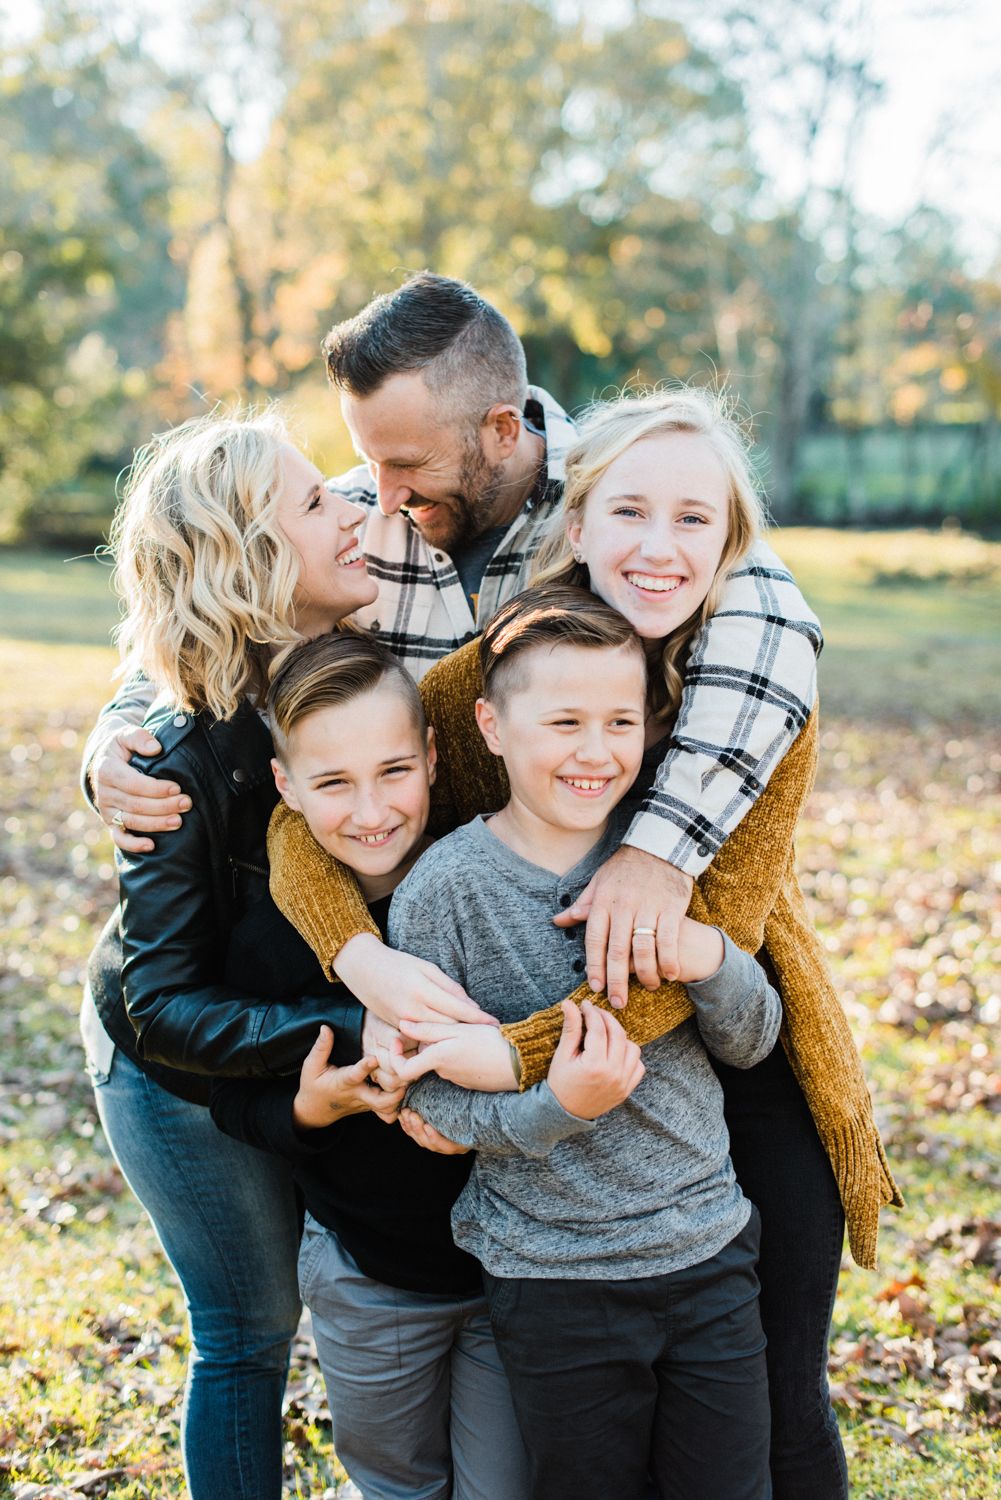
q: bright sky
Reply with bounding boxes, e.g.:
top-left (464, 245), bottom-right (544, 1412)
top-left (840, 0), bottom-right (1001, 267)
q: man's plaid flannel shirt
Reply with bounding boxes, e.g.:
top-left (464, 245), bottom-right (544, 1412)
top-left (83, 385), bottom-right (822, 878)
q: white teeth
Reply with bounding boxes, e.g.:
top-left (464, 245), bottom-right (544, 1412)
top-left (626, 573), bottom-right (681, 593)
top-left (562, 778), bottom-right (608, 791)
top-left (336, 547), bottom-right (363, 566)
top-left (354, 830), bottom-right (394, 844)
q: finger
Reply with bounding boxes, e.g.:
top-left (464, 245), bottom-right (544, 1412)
top-left (392, 1044), bottom-right (449, 1083)
top-left (583, 903), bottom-right (611, 995)
top-left (415, 983), bottom-right (500, 1027)
top-left (114, 727), bottom-right (164, 759)
top-left (555, 870), bottom-right (594, 924)
top-left (604, 912), bottom-right (635, 1010)
top-left (109, 827), bottom-right (155, 854)
top-left (579, 1001), bottom-right (609, 1062)
top-left (100, 760), bottom-right (180, 800)
top-left (656, 920), bottom-right (682, 985)
top-left (554, 999), bottom-right (583, 1060)
top-left (599, 1007), bottom-right (628, 1068)
top-left (107, 810), bottom-right (185, 836)
top-left (397, 1019), bottom-right (464, 1044)
top-left (631, 923), bottom-right (661, 990)
top-left (301, 1026), bottom-right (335, 1082)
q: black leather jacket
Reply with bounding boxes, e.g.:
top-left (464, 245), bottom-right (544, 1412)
top-left (87, 699), bottom-right (364, 1106)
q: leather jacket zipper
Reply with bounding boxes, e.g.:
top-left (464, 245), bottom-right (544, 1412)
top-left (229, 856), bottom-right (269, 896)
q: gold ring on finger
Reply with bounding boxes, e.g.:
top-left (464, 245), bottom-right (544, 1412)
top-left (111, 809), bottom-right (127, 829)
top-left (632, 927), bottom-right (657, 937)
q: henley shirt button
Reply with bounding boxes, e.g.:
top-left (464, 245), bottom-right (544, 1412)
top-left (559, 893), bottom-right (572, 908)
top-left (697, 843), bottom-right (710, 857)
top-left (232, 769), bottom-right (247, 783)
top-left (172, 714), bottom-right (187, 728)
top-left (572, 959), bottom-right (585, 973)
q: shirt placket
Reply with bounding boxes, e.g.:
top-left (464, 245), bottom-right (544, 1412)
top-left (424, 539), bottom-right (478, 643)
top-left (555, 884), bottom-right (588, 982)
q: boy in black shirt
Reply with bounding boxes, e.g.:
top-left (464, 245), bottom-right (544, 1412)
top-left (210, 634), bottom-right (529, 1500)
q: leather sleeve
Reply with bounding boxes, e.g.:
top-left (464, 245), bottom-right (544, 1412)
top-left (118, 763), bottom-right (364, 1078)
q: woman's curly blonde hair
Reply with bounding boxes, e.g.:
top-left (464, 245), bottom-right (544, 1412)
top-left (111, 409), bottom-right (303, 721)
top-left (531, 384), bottom-right (765, 720)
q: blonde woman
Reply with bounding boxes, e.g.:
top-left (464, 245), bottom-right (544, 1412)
top-left (267, 388), bottom-right (897, 1500)
top-left (82, 410), bottom-right (487, 1500)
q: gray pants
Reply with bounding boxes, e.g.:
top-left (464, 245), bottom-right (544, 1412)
top-left (299, 1215), bottom-right (529, 1500)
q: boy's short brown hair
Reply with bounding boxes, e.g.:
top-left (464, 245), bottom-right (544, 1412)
top-left (268, 634), bottom-right (427, 764)
top-left (478, 585), bottom-right (646, 710)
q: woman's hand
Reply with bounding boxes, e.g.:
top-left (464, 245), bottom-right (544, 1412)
top-left (399, 1108), bottom-right (471, 1155)
top-left (293, 1025), bottom-right (406, 1130)
top-left (91, 727), bottom-right (192, 853)
top-left (390, 1021), bottom-right (519, 1091)
top-left (552, 845), bottom-right (693, 1007)
top-left (333, 933), bottom-right (499, 1030)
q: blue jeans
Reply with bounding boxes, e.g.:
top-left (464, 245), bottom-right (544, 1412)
top-left (92, 1047), bottom-right (302, 1500)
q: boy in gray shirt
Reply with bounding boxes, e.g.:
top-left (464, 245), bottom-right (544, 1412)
top-left (391, 586), bottom-right (780, 1500)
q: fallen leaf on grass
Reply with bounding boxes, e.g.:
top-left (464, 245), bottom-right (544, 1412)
top-left (66, 1470), bottom-right (127, 1495)
top-left (864, 1415), bottom-right (933, 1459)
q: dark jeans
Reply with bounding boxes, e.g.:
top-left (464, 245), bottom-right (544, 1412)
top-left (483, 1210), bottom-right (771, 1500)
top-left (714, 1038), bottom-right (849, 1500)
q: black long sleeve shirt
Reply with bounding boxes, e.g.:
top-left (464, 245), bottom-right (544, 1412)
top-left (210, 892), bottom-right (482, 1297)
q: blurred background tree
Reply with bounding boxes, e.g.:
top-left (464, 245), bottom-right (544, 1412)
top-left (0, 0), bottom-right (998, 544)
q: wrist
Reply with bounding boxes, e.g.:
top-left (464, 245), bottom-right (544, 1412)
top-left (332, 930), bottom-right (382, 981)
top-left (293, 1092), bottom-right (344, 1131)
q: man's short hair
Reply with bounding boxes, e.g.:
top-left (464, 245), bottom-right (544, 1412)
top-left (268, 633), bottom-right (427, 765)
top-left (322, 272), bottom-right (528, 434)
top-left (478, 585), bottom-right (647, 711)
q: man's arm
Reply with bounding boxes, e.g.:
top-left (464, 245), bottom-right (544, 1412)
top-left (559, 538), bottom-right (821, 1002)
top-left (81, 677), bottom-right (191, 853)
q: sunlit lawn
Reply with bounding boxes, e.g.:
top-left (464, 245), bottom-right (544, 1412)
top-left (1, 528), bottom-right (1000, 1497)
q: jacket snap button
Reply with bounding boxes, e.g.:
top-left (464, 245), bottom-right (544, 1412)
top-left (232, 769), bottom-right (247, 783)
top-left (173, 715), bottom-right (187, 727)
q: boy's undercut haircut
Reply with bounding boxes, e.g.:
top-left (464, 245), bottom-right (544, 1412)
top-left (268, 634), bottom-right (427, 765)
top-left (322, 272), bottom-right (528, 437)
top-left (479, 585), bottom-right (646, 711)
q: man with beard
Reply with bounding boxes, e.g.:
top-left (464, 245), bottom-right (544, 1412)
top-left (317, 272), bottom-right (576, 675)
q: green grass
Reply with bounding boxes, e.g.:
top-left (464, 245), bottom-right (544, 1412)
top-left (771, 527), bottom-right (1001, 722)
top-left (2, 529), bottom-right (1001, 1496)
top-left (0, 550), bottom-right (121, 649)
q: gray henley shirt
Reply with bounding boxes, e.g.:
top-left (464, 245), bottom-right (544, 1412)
top-left (389, 811), bottom-right (782, 1280)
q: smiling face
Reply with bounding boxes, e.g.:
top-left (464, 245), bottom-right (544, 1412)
top-left (272, 682), bottom-right (435, 901)
top-left (475, 641), bottom-right (646, 842)
top-left (340, 371), bottom-right (512, 553)
top-left (567, 430), bottom-right (732, 641)
top-left (273, 444), bottom-right (379, 636)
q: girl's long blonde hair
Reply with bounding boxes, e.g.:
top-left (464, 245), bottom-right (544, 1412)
top-left (531, 385), bottom-right (765, 719)
top-left (111, 409), bottom-right (303, 721)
